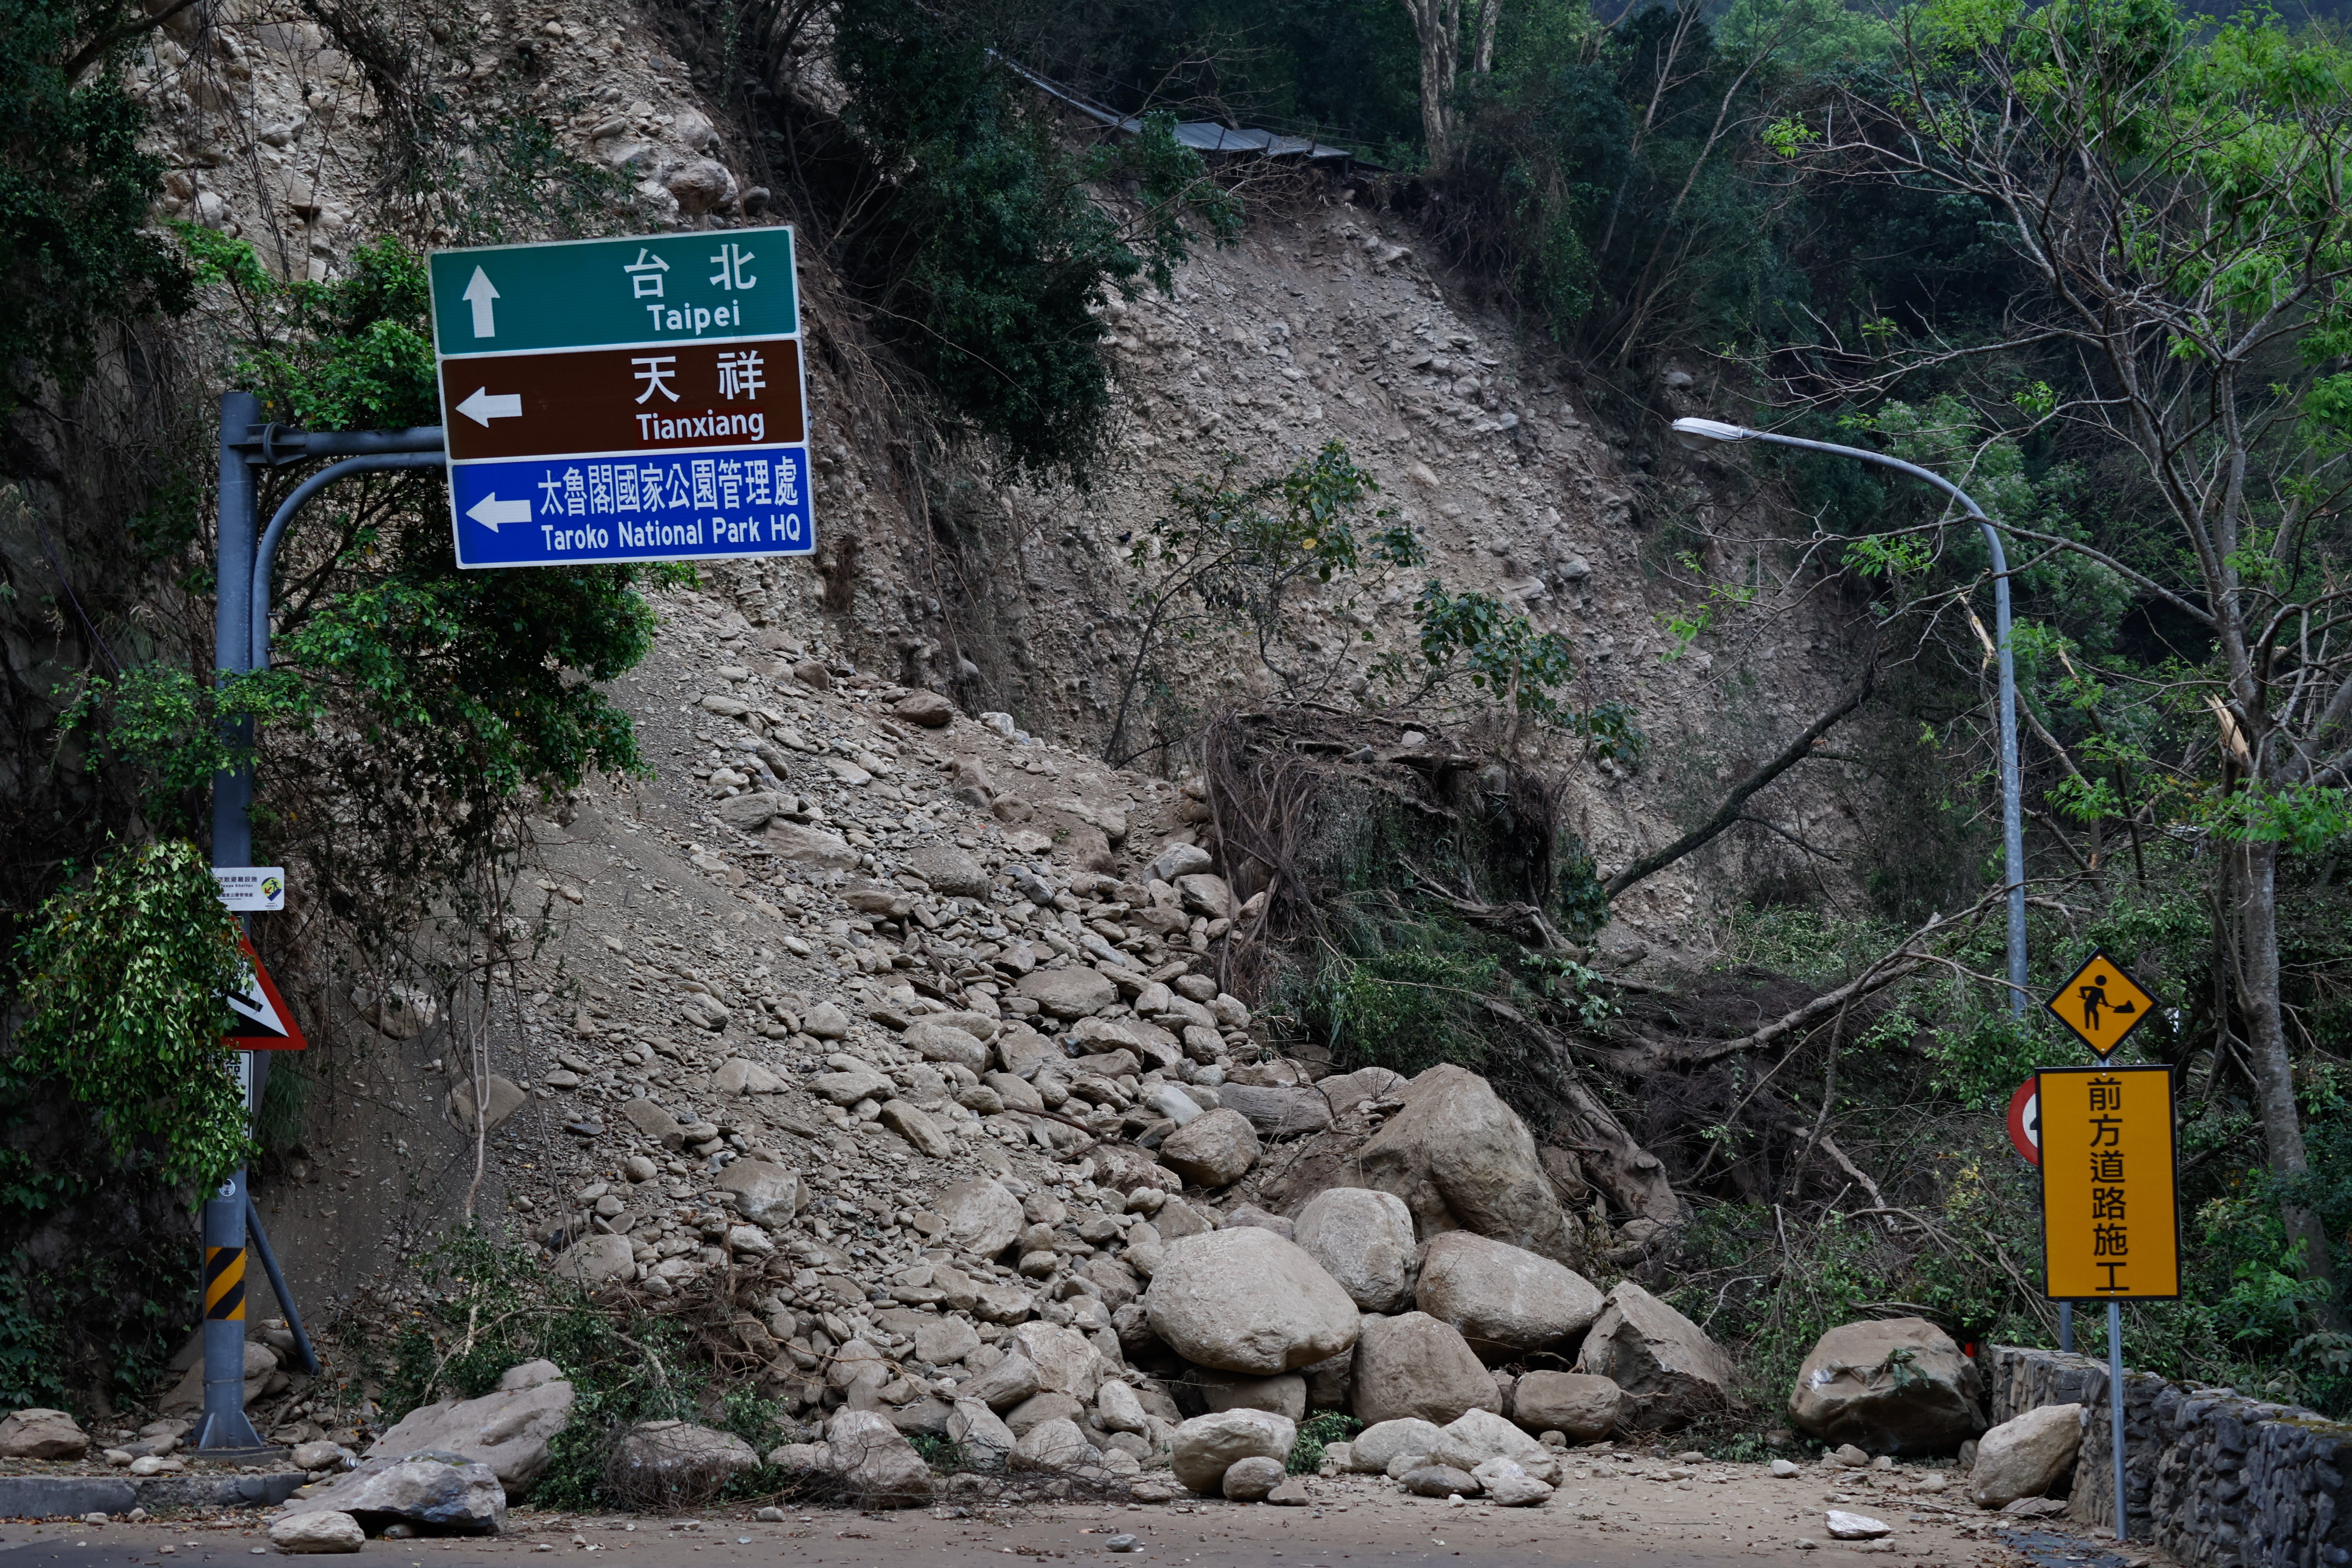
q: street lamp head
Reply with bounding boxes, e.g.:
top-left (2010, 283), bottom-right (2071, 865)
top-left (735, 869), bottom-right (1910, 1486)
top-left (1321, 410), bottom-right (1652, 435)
top-left (1671, 417), bottom-right (1752, 450)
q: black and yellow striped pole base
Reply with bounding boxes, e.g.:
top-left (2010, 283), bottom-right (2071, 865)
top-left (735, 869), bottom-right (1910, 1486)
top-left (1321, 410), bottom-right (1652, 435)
top-left (204, 1245), bottom-right (246, 1321)
top-left (193, 1168), bottom-right (266, 1452)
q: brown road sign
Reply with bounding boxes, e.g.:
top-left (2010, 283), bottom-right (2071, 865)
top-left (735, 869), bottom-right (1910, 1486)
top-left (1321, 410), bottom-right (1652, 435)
top-left (2038, 1064), bottom-right (2179, 1300)
top-left (2045, 948), bottom-right (2158, 1059)
top-left (438, 338), bottom-right (806, 462)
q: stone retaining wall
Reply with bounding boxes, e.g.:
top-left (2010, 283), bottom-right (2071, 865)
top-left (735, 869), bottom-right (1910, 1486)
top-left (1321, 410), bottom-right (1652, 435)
top-left (0, 1469), bottom-right (304, 1519)
top-left (1983, 1343), bottom-right (2352, 1566)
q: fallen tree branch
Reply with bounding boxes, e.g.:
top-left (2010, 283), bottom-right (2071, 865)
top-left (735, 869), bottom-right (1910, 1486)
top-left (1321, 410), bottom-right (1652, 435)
top-left (1604, 645), bottom-right (1878, 899)
top-left (1657, 882), bottom-right (2011, 1069)
top-left (1403, 858), bottom-right (1572, 951)
top-left (1484, 998), bottom-right (1686, 1223)
top-left (1780, 1121), bottom-right (1889, 1222)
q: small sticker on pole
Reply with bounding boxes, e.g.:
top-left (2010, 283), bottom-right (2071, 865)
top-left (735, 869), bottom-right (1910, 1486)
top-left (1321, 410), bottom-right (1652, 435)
top-left (212, 867), bottom-right (286, 912)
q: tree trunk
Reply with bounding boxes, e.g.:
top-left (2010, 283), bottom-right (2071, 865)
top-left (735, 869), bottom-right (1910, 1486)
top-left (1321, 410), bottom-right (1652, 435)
top-left (1401, 0), bottom-right (1461, 166)
top-left (1474, 0), bottom-right (1502, 74)
top-left (2239, 836), bottom-right (2348, 1330)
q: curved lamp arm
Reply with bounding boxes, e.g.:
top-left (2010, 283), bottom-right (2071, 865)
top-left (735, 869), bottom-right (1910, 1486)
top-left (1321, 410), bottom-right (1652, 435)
top-left (1670, 417), bottom-right (2028, 1019)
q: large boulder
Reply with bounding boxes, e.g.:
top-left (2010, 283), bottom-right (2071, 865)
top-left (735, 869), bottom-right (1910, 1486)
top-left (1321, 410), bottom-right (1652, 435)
top-left (268, 1512), bottom-right (364, 1554)
top-left (959, 1348), bottom-right (1042, 1412)
top-left (1573, 1282), bottom-right (1736, 1430)
top-left (1789, 1318), bottom-right (1987, 1457)
top-left (1004, 1391), bottom-right (1085, 1436)
top-left (1355, 1065), bottom-right (1575, 1262)
top-left (363, 1360), bottom-right (574, 1498)
top-left (1168, 1409), bottom-right (1297, 1496)
top-left (1400, 1464), bottom-right (1478, 1498)
top-left (0, 1408), bottom-right (88, 1460)
top-left (825, 1410), bottom-right (934, 1506)
top-left (1351, 1312), bottom-right (1500, 1426)
top-left (553, 1233), bottom-right (637, 1287)
top-left (893, 691), bottom-right (956, 727)
top-left (1144, 1227), bottom-right (1360, 1375)
top-left (1346, 1417), bottom-right (1445, 1474)
top-left (1157, 1108), bottom-right (1261, 1188)
top-left (1427, 1408), bottom-right (1559, 1482)
top-left (1294, 1188), bottom-right (1417, 1314)
top-left (158, 1338), bottom-right (277, 1413)
top-left (718, 1159), bottom-right (801, 1228)
top-left (273, 1449), bottom-right (507, 1535)
top-left (1017, 968), bottom-right (1118, 1019)
top-left (947, 1400), bottom-right (1016, 1466)
top-left (906, 845), bottom-right (991, 898)
top-left (1415, 1231), bottom-right (1603, 1362)
top-left (1012, 1416), bottom-right (1093, 1472)
top-left (1010, 1322), bottom-right (1106, 1401)
top-left (1472, 1457), bottom-right (1554, 1507)
top-left (764, 822), bottom-right (861, 870)
top-left (905, 1023), bottom-right (990, 1075)
top-left (1193, 1370), bottom-right (1308, 1423)
top-left (1968, 1404), bottom-right (2083, 1509)
top-left (609, 1422), bottom-right (759, 1507)
top-left (935, 1178), bottom-right (1025, 1259)
top-left (1511, 1372), bottom-right (1623, 1440)
top-left (1217, 1084), bottom-right (1332, 1138)
top-left (1221, 1455), bottom-right (1285, 1501)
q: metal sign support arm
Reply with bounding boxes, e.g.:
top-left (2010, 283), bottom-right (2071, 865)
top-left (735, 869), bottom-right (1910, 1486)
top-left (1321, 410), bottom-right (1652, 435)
top-left (200, 397), bottom-right (445, 1452)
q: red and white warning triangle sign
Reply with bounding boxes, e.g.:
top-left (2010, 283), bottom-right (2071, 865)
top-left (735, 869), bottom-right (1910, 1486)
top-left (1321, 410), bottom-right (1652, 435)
top-left (224, 935), bottom-right (307, 1051)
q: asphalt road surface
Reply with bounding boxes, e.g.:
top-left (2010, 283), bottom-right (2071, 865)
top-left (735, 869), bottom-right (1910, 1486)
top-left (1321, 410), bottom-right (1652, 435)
top-left (0, 1462), bottom-right (2156, 1568)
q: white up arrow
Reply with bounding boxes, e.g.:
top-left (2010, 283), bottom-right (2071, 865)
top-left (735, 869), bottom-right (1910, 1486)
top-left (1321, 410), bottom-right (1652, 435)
top-left (456, 386), bottom-right (523, 426)
top-left (462, 266), bottom-right (499, 337)
top-left (467, 494), bottom-right (532, 530)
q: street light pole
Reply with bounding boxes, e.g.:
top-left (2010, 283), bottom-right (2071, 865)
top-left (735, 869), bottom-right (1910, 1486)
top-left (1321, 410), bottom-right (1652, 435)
top-left (1671, 416), bottom-right (2048, 1340)
top-left (1670, 417), bottom-right (2028, 1014)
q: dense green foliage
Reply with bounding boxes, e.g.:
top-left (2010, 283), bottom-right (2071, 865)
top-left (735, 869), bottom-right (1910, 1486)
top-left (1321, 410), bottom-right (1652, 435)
top-left (0, 841), bottom-right (248, 1411)
top-left (831, 0), bottom-right (1239, 476)
top-left (0, 0), bottom-right (191, 409)
top-left (9, 839), bottom-right (249, 1191)
top-left (1288, 1411), bottom-right (1363, 1472)
top-left (377, 1228), bottom-right (798, 1509)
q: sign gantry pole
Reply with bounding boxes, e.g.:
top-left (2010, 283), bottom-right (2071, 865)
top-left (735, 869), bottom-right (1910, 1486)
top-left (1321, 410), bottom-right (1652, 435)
top-left (200, 225), bottom-right (820, 1453)
top-left (197, 390), bottom-right (266, 1455)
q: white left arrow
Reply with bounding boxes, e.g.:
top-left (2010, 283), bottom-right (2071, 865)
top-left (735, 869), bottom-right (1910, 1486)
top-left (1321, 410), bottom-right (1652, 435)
top-left (467, 494), bottom-right (532, 530)
top-left (457, 386), bottom-right (523, 426)
top-left (462, 266), bottom-right (499, 337)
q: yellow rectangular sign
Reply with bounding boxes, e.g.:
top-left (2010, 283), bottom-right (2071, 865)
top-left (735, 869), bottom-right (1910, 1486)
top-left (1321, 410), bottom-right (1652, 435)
top-left (2039, 1065), bottom-right (2180, 1300)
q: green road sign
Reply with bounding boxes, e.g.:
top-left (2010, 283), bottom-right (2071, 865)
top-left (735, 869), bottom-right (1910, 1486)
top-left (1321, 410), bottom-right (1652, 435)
top-left (426, 228), bottom-right (815, 570)
top-left (428, 230), bottom-right (799, 355)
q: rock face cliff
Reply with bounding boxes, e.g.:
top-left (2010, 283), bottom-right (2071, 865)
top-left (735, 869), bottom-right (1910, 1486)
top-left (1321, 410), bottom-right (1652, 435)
top-left (103, 0), bottom-right (1888, 1429)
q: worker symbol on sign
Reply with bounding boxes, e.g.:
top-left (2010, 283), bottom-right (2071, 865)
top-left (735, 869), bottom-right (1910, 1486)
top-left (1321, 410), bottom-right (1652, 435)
top-left (2075, 971), bottom-right (2133, 1033)
top-left (2045, 948), bottom-right (2158, 1059)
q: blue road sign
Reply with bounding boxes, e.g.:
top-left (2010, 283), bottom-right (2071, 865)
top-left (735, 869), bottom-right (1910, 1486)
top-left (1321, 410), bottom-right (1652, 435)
top-left (427, 228), bottom-right (816, 570)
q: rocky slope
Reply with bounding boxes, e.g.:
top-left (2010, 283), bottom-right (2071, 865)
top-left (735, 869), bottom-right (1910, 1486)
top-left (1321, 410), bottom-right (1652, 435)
top-left (128, 0), bottom-right (1877, 968)
top-left (108, 0), bottom-right (1892, 1470)
top-left (204, 589), bottom-right (1755, 1504)
top-left (260, 647), bottom-right (1746, 1519)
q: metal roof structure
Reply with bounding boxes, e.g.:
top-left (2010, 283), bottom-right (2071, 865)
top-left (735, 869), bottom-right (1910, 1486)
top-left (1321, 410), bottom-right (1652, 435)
top-left (998, 55), bottom-right (1366, 168)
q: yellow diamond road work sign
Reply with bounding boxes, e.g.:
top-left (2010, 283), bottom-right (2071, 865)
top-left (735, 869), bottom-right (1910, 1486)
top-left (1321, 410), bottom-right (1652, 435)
top-left (2045, 948), bottom-right (2157, 1059)
top-left (2038, 1064), bottom-right (2180, 1300)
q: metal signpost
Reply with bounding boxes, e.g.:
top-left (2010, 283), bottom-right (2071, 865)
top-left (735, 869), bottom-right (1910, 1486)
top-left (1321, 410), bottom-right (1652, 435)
top-left (198, 227), bottom-right (816, 1453)
top-left (426, 228), bottom-right (816, 569)
top-left (2037, 952), bottom-right (2176, 1543)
